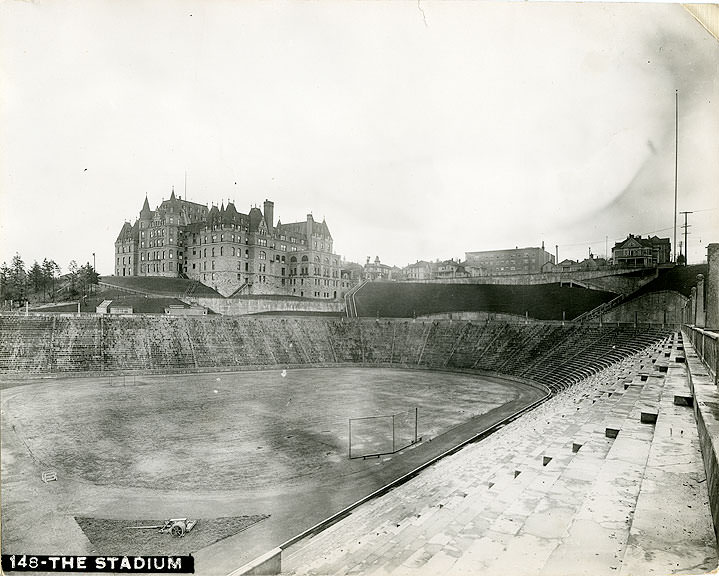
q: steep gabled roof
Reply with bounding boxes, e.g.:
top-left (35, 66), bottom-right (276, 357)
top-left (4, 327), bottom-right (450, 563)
top-left (115, 222), bottom-right (135, 243)
top-left (319, 218), bottom-right (332, 239)
top-left (248, 206), bottom-right (263, 232)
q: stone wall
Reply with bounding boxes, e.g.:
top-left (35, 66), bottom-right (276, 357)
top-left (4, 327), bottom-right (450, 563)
top-left (191, 296), bottom-right (344, 316)
top-left (413, 267), bottom-right (656, 294)
top-left (601, 291), bottom-right (687, 325)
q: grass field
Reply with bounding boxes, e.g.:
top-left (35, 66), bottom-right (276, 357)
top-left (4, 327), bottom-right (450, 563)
top-left (3, 368), bottom-right (523, 490)
top-left (1, 367), bottom-right (544, 573)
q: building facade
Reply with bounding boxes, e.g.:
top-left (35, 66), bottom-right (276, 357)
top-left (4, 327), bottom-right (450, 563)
top-left (404, 260), bottom-right (435, 281)
top-left (115, 191), bottom-right (350, 299)
top-left (464, 246), bottom-right (555, 276)
top-left (612, 235), bottom-right (671, 267)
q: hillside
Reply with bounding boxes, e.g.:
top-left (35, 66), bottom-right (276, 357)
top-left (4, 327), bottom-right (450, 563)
top-left (352, 282), bottom-right (615, 320)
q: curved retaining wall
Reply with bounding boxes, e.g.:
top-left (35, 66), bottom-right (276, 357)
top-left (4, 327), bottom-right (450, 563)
top-left (0, 315), bottom-right (671, 393)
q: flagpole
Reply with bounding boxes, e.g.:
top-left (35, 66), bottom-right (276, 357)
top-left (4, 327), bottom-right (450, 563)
top-left (673, 90), bottom-right (678, 263)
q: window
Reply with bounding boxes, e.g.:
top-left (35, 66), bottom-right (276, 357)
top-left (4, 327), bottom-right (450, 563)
top-left (259, 251), bottom-right (266, 260)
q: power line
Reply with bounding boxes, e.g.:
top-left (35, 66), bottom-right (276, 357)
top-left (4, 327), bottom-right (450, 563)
top-left (680, 211), bottom-right (693, 265)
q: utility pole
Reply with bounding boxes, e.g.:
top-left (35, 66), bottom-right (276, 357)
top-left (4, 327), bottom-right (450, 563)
top-left (673, 90), bottom-right (679, 263)
top-left (680, 211), bottom-right (692, 265)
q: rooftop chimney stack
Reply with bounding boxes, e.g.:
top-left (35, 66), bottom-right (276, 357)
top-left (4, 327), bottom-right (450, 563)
top-left (263, 199), bottom-right (274, 231)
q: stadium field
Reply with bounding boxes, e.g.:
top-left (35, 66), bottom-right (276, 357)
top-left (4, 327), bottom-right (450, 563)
top-left (1, 367), bottom-right (546, 574)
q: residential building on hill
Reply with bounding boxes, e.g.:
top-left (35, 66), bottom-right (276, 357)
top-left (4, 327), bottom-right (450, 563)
top-left (115, 190), bottom-right (350, 299)
top-left (436, 259), bottom-right (469, 280)
top-left (612, 234), bottom-right (671, 267)
top-left (364, 256), bottom-right (401, 281)
top-left (404, 260), bottom-right (434, 281)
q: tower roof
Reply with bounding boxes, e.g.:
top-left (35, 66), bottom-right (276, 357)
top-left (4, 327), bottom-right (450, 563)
top-left (140, 195), bottom-right (152, 218)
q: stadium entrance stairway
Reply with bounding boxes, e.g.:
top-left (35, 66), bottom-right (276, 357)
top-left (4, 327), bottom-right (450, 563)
top-left (274, 336), bottom-right (717, 576)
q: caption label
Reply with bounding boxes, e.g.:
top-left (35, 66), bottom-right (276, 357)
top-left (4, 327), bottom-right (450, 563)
top-left (1, 555), bottom-right (194, 573)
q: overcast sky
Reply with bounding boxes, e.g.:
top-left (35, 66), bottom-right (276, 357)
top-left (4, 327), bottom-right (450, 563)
top-left (1, 1), bottom-right (717, 275)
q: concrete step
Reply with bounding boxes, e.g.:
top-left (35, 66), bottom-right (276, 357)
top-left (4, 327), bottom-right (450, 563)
top-left (619, 362), bottom-right (717, 575)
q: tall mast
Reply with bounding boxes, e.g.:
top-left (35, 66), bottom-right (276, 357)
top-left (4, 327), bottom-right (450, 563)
top-left (673, 90), bottom-right (678, 263)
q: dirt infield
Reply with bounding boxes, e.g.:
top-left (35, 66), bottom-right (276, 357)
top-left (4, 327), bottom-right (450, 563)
top-left (1, 367), bottom-right (545, 575)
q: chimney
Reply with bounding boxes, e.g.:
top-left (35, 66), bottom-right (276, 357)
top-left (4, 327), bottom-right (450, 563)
top-left (263, 199), bottom-right (274, 231)
top-left (306, 213), bottom-right (314, 242)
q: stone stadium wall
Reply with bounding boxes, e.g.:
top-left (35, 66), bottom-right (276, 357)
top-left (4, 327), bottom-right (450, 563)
top-left (412, 267), bottom-right (656, 291)
top-left (0, 315), bottom-right (671, 393)
top-left (601, 290), bottom-right (687, 325)
top-left (190, 296), bottom-right (344, 316)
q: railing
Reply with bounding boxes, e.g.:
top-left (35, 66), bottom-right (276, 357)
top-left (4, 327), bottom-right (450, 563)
top-left (683, 325), bottom-right (719, 386)
top-left (343, 280), bottom-right (367, 318)
top-left (573, 294), bottom-right (624, 323)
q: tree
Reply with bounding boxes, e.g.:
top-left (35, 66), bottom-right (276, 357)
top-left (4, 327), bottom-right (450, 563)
top-left (42, 259), bottom-right (60, 301)
top-left (6, 253), bottom-right (27, 304)
top-left (0, 262), bottom-right (9, 303)
top-left (28, 261), bottom-right (43, 296)
top-left (79, 263), bottom-right (100, 295)
top-left (67, 260), bottom-right (79, 299)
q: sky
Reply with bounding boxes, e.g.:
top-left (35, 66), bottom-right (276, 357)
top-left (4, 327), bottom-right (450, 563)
top-left (1, 0), bottom-right (717, 275)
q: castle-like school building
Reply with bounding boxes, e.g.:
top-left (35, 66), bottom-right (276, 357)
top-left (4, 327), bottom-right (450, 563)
top-left (115, 191), bottom-right (348, 299)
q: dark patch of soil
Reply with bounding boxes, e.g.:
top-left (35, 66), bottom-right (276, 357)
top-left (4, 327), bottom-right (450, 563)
top-left (75, 516), bottom-right (269, 556)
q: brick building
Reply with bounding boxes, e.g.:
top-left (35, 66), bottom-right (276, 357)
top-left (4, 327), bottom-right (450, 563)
top-left (464, 245), bottom-right (555, 276)
top-left (115, 191), bottom-right (349, 299)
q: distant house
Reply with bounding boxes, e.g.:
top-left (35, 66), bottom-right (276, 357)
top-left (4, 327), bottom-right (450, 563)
top-left (612, 235), bottom-right (671, 267)
top-left (577, 256), bottom-right (608, 271)
top-left (556, 259), bottom-right (578, 273)
top-left (96, 300), bottom-right (113, 314)
top-left (364, 256), bottom-right (398, 281)
top-left (435, 259), bottom-right (469, 280)
top-left (404, 260), bottom-right (434, 281)
top-left (109, 304), bottom-right (133, 315)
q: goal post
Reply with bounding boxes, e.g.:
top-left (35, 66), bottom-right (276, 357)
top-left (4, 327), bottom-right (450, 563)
top-left (348, 407), bottom-right (419, 459)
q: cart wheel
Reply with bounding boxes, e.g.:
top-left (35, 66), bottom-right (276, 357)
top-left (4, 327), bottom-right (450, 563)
top-left (170, 523), bottom-right (185, 537)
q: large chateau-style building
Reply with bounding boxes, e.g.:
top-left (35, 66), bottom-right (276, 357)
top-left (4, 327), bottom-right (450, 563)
top-left (115, 191), bottom-right (347, 299)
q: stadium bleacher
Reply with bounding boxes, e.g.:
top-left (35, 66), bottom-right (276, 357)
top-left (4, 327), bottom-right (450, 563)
top-left (0, 316), bottom-right (672, 396)
top-left (279, 335), bottom-right (717, 576)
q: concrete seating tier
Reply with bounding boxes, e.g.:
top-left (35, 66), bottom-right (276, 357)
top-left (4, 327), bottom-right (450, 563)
top-left (0, 317), bottom-right (671, 389)
top-left (281, 336), bottom-right (717, 576)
